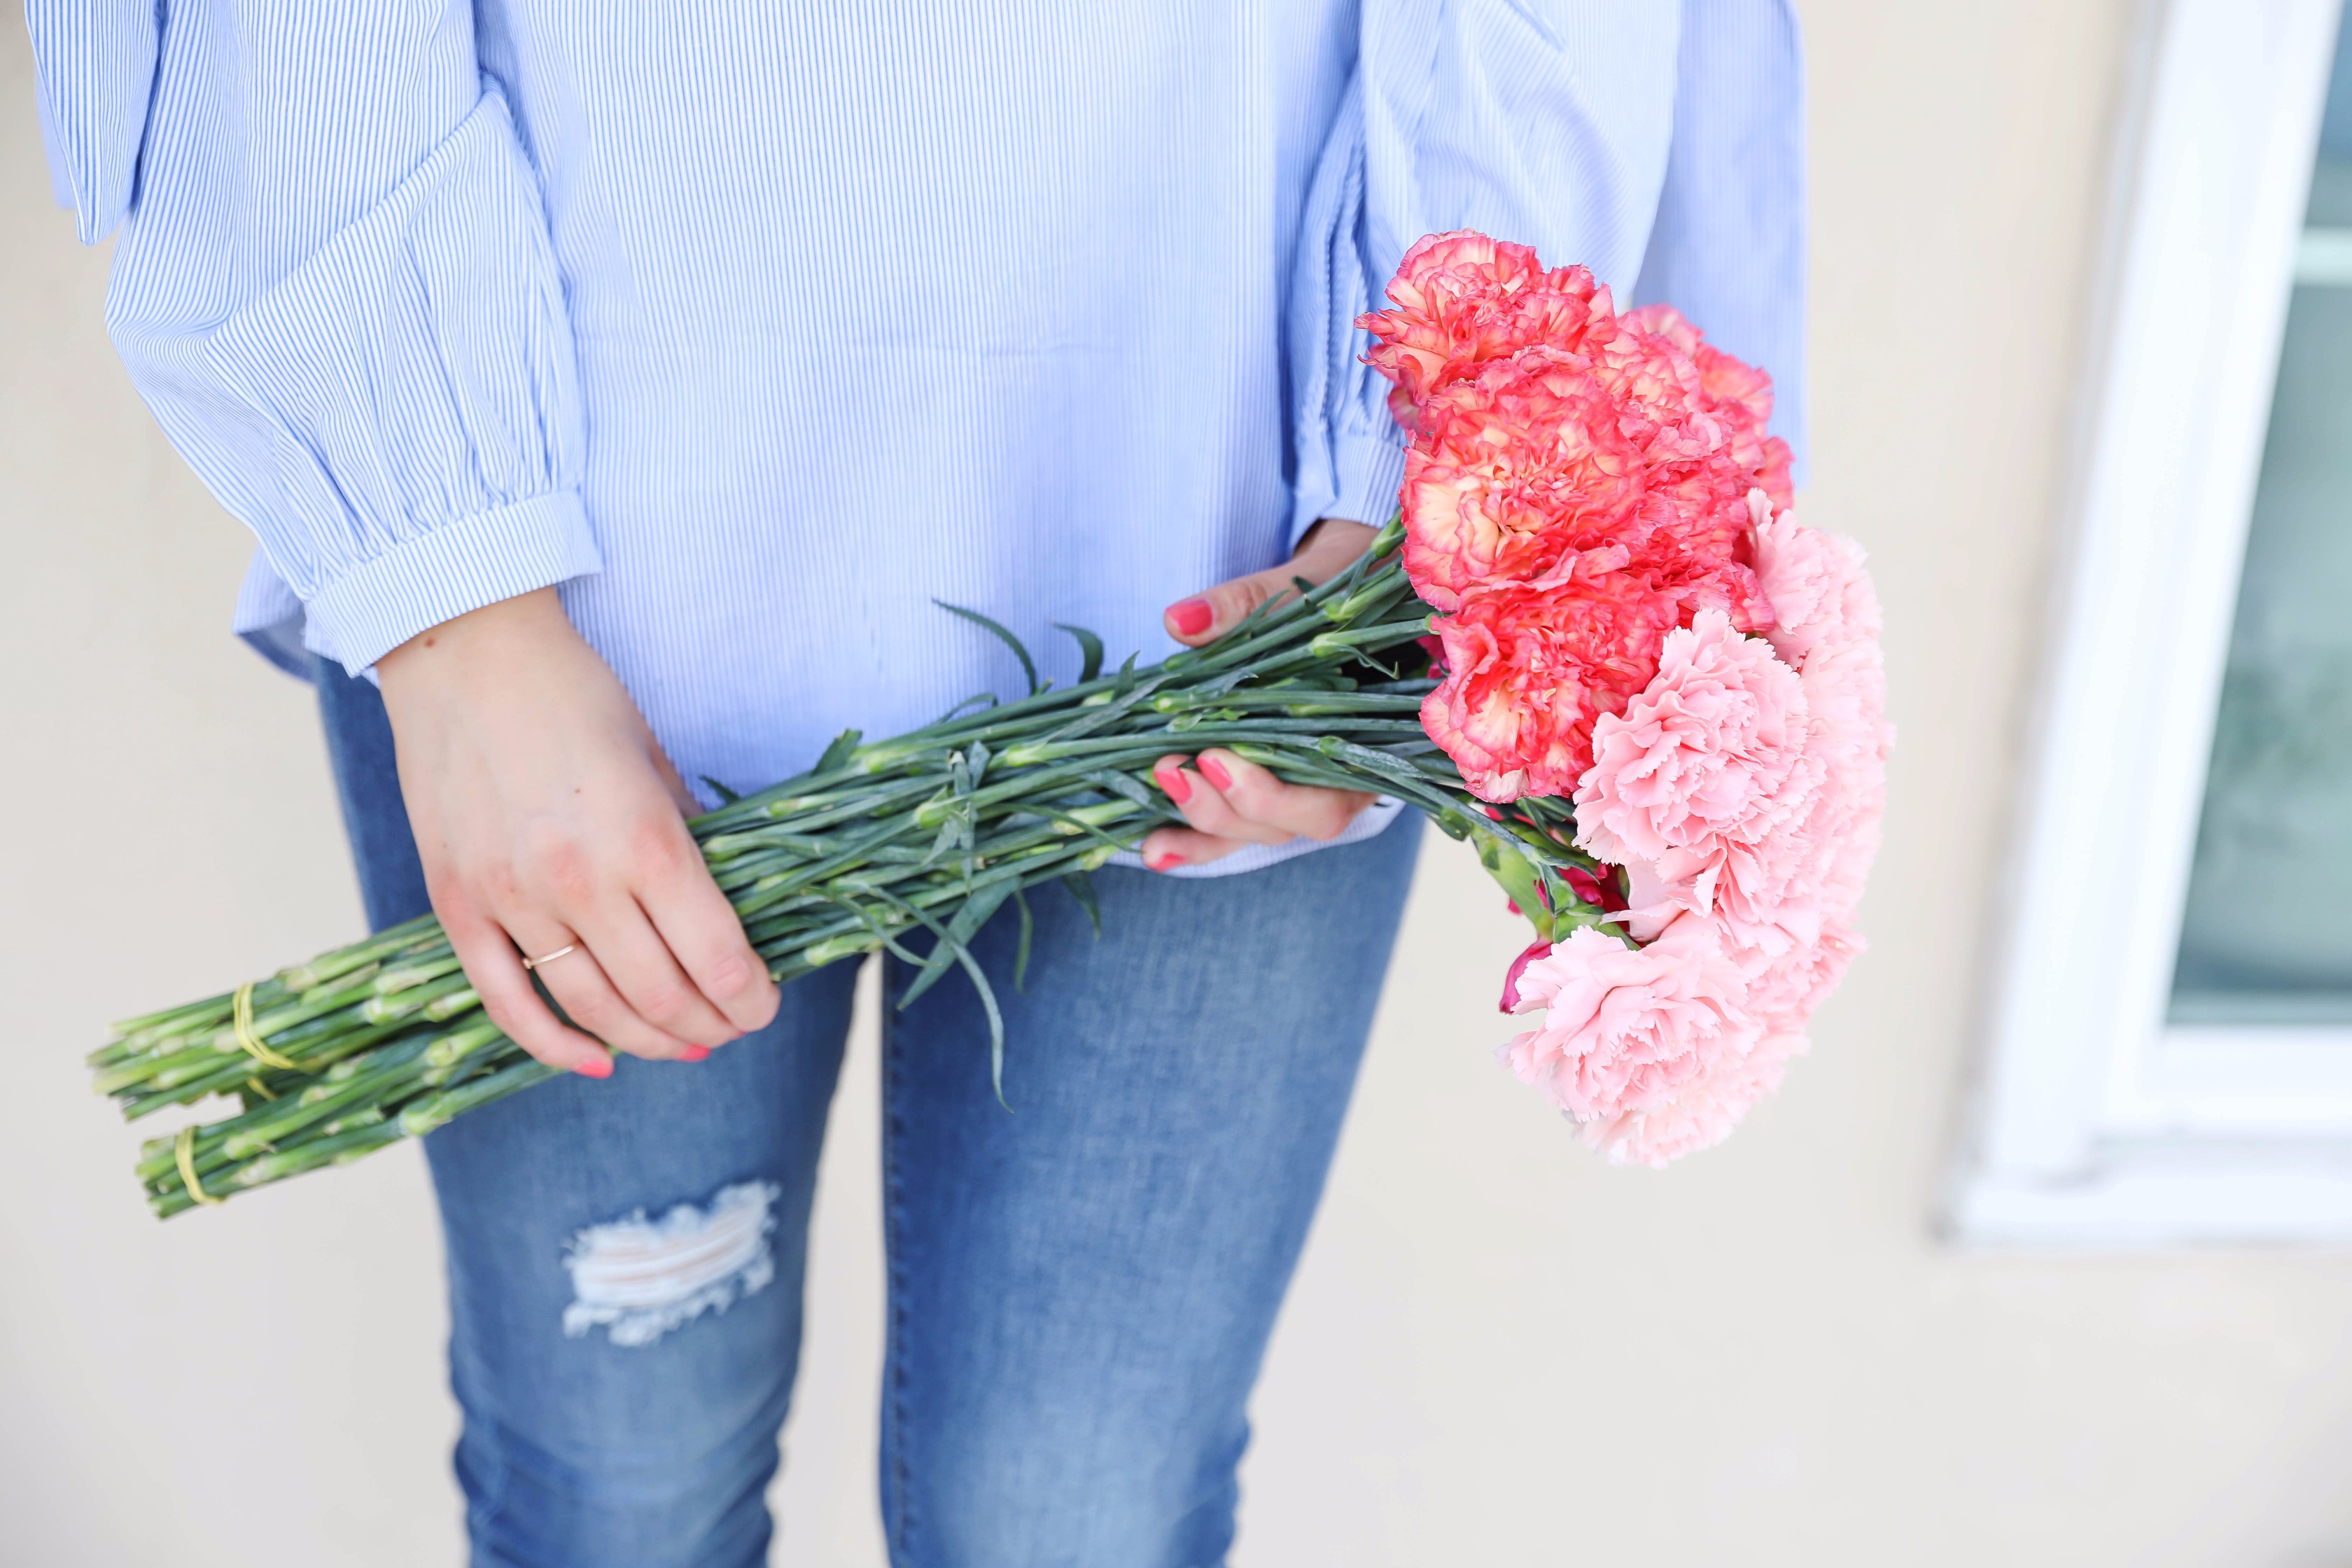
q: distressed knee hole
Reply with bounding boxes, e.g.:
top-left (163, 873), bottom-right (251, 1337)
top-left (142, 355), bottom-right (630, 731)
top-left (561, 1180), bottom-right (781, 1348)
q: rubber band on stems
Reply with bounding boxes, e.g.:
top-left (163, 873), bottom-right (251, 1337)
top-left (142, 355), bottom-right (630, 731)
top-left (175, 1126), bottom-right (223, 1206)
top-left (232, 981), bottom-right (300, 1071)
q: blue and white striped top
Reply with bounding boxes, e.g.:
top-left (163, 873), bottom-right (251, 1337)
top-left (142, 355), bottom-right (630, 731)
top-left (29, 0), bottom-right (1804, 876)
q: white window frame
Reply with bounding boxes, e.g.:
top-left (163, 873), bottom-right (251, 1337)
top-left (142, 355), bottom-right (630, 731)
top-left (1946, 0), bottom-right (2352, 1247)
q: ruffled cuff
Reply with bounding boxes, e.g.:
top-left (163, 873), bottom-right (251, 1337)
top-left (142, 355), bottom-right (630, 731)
top-left (301, 491), bottom-right (603, 675)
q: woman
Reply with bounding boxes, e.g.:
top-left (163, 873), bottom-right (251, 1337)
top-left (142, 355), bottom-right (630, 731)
top-left (33, 3), bottom-right (1803, 1562)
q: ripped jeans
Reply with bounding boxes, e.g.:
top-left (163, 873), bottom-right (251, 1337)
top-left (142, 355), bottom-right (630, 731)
top-left (316, 661), bottom-right (1421, 1568)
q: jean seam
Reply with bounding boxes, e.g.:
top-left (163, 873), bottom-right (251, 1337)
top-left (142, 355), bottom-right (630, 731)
top-left (454, 1365), bottom-right (513, 1558)
top-left (879, 954), bottom-right (918, 1565)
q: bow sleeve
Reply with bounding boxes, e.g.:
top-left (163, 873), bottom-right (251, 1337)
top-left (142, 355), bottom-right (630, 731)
top-left (29, 1), bottom-right (599, 676)
top-left (1632, 0), bottom-right (1809, 482)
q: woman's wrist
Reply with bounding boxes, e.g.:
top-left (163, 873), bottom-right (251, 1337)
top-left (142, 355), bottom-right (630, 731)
top-left (375, 587), bottom-right (582, 705)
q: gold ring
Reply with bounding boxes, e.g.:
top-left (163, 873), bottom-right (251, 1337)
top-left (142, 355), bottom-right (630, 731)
top-left (520, 943), bottom-right (579, 972)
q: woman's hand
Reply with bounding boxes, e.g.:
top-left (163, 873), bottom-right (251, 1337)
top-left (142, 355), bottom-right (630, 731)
top-left (375, 589), bottom-right (780, 1075)
top-left (1143, 519), bottom-right (1381, 869)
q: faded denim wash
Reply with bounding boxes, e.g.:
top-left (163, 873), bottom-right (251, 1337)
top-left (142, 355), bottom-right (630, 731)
top-left (317, 661), bottom-right (1421, 1568)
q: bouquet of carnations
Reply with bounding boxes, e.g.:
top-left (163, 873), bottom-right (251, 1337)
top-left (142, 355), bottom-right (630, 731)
top-left (90, 232), bottom-right (1886, 1215)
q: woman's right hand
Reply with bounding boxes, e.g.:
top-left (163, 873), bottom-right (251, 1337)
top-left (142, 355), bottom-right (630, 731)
top-left (374, 588), bottom-right (780, 1075)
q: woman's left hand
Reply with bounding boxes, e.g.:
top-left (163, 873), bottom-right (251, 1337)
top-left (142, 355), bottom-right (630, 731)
top-left (1143, 519), bottom-right (1382, 869)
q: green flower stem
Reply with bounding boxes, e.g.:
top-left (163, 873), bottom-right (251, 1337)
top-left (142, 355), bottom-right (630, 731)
top-left (374, 953), bottom-right (466, 995)
top-left (274, 914), bottom-right (444, 992)
top-left (111, 519), bottom-right (1617, 1219)
top-left (397, 1057), bottom-right (561, 1138)
top-left (149, 1125), bottom-right (395, 1217)
top-left (116, 1017), bottom-right (421, 1119)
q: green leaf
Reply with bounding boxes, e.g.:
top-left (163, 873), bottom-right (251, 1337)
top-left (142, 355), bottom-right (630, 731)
top-left (814, 893), bottom-right (927, 967)
top-left (1037, 804), bottom-right (1142, 859)
top-left (923, 808), bottom-right (969, 869)
top-left (936, 601), bottom-right (1040, 695)
top-left (1011, 888), bottom-right (1035, 993)
top-left (897, 880), bottom-right (1011, 1010)
top-left (1038, 670), bottom-right (1164, 746)
top-left (932, 692), bottom-right (1000, 724)
top-left (1060, 871), bottom-right (1102, 939)
top-left (874, 888), bottom-right (1011, 1106)
top-left (700, 777), bottom-right (745, 804)
top-left (1054, 622), bottom-right (1106, 684)
top-left (1312, 734), bottom-right (1441, 793)
top-left (814, 728), bottom-right (864, 775)
top-left (1114, 652), bottom-right (1139, 699)
top-left (1082, 768), bottom-right (1158, 808)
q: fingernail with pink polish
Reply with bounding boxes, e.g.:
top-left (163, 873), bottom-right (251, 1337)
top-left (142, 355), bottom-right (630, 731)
top-left (1153, 764), bottom-right (1192, 804)
top-left (679, 1044), bottom-right (712, 1063)
top-left (1147, 850), bottom-right (1185, 872)
top-left (1198, 754), bottom-right (1233, 790)
top-left (1168, 598), bottom-right (1213, 637)
top-left (574, 1053), bottom-right (614, 1079)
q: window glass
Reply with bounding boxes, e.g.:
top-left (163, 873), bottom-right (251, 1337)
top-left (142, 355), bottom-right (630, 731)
top-left (2169, 6), bottom-right (2352, 1025)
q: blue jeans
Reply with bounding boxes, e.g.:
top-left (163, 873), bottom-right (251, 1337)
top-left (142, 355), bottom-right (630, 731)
top-left (316, 662), bottom-right (1420, 1567)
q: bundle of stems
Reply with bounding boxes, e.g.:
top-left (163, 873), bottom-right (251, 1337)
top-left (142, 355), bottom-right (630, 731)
top-left (94, 523), bottom-right (1608, 1217)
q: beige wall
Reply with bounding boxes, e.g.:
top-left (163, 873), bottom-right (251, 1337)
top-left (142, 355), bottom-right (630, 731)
top-left (7, 4), bottom-right (2352, 1564)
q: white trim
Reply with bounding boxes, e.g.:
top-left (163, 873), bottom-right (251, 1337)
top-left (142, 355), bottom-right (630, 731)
top-left (1947, 0), bottom-right (2351, 1247)
top-left (1951, 1156), bottom-right (2352, 1251)
top-left (2129, 1026), bottom-right (2352, 1133)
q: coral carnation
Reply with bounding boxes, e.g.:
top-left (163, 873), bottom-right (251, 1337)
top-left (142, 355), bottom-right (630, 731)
top-left (1618, 307), bottom-right (1794, 508)
top-left (1421, 542), bottom-right (1781, 803)
top-left (1421, 576), bottom-right (1683, 802)
top-left (1358, 232), bottom-right (1613, 424)
top-left (1392, 344), bottom-right (1781, 619)
top-left (1399, 351), bottom-right (1648, 610)
top-left (1356, 230), bottom-right (1888, 1166)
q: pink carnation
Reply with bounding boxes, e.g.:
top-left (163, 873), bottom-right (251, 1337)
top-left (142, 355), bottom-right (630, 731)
top-left (1674, 836), bottom-right (1828, 961)
top-left (1573, 610), bottom-right (1812, 867)
top-left (1499, 916), bottom-right (1759, 1121)
top-left (1362, 232), bottom-right (1889, 1164)
top-left (1578, 1026), bottom-right (1808, 1168)
top-left (1651, 757), bottom-right (1865, 962)
top-left (1737, 920), bottom-right (1862, 1029)
top-left (1753, 498), bottom-right (1882, 668)
top-left (1818, 777), bottom-right (1886, 916)
top-left (1627, 559), bottom-right (1891, 951)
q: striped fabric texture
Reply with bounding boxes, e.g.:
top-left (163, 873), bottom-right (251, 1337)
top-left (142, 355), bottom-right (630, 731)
top-left (29, 0), bottom-right (1805, 878)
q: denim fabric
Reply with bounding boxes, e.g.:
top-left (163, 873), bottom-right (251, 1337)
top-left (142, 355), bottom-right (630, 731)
top-left (315, 660), bottom-right (1420, 1568)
